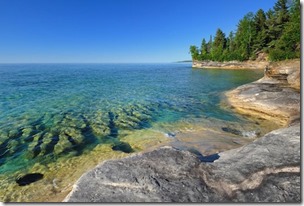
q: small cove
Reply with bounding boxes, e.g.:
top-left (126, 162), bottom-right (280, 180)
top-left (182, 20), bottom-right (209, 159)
top-left (0, 63), bottom-right (268, 201)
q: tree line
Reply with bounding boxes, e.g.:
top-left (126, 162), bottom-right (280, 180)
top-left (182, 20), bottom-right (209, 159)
top-left (190, 0), bottom-right (300, 62)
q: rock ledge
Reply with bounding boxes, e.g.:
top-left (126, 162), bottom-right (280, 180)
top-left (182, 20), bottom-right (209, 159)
top-left (64, 124), bottom-right (300, 202)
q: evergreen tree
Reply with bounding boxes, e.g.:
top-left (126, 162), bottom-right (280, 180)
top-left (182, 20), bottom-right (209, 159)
top-left (227, 31), bottom-right (235, 52)
top-left (207, 35), bottom-right (213, 54)
top-left (189, 45), bottom-right (200, 60)
top-left (269, 0), bottom-right (300, 60)
top-left (266, 0), bottom-right (290, 48)
top-left (234, 12), bottom-right (255, 60)
top-left (252, 9), bottom-right (267, 53)
top-left (189, 0), bottom-right (299, 62)
top-left (226, 31), bottom-right (237, 60)
top-left (200, 38), bottom-right (208, 60)
top-left (212, 29), bottom-right (226, 61)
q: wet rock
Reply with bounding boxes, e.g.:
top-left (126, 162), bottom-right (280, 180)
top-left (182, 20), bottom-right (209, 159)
top-left (165, 132), bottom-right (176, 138)
top-left (112, 142), bottom-right (134, 153)
top-left (92, 125), bottom-right (106, 136)
top-left (53, 134), bottom-right (72, 155)
top-left (16, 173), bottom-right (44, 186)
top-left (221, 127), bottom-right (242, 136)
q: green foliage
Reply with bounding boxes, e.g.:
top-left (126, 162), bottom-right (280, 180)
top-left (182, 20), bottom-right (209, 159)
top-left (189, 0), bottom-right (300, 62)
top-left (252, 9), bottom-right (267, 53)
top-left (269, 48), bottom-right (296, 61)
top-left (189, 45), bottom-right (200, 60)
top-left (211, 29), bottom-right (227, 61)
top-left (234, 12), bottom-right (255, 60)
top-left (269, 0), bottom-right (300, 61)
top-left (200, 38), bottom-right (208, 60)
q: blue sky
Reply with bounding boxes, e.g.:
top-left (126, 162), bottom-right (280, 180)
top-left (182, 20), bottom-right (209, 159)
top-left (0, 0), bottom-right (278, 63)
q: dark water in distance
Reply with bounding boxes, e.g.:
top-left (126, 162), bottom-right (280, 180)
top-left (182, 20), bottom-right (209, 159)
top-left (0, 63), bottom-right (263, 176)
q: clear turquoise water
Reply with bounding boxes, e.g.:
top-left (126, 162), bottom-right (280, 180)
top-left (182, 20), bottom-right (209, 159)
top-left (0, 63), bottom-right (263, 176)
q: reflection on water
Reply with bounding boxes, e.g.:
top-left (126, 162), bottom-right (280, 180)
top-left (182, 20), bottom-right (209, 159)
top-left (0, 63), bottom-right (264, 202)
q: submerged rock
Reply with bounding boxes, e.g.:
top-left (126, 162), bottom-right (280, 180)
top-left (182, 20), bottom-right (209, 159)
top-left (112, 142), bottom-right (134, 153)
top-left (64, 124), bottom-right (300, 202)
top-left (221, 127), bottom-right (242, 136)
top-left (16, 173), bottom-right (44, 186)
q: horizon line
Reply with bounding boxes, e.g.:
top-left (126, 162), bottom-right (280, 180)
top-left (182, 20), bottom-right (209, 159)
top-left (0, 61), bottom-right (192, 64)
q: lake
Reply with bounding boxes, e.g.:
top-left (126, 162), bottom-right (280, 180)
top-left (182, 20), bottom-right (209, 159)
top-left (0, 63), bottom-right (263, 201)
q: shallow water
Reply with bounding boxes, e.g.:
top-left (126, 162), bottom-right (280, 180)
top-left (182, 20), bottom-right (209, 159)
top-left (0, 63), bottom-right (264, 201)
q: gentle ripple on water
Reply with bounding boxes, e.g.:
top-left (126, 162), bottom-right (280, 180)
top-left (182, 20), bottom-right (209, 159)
top-left (0, 63), bottom-right (265, 201)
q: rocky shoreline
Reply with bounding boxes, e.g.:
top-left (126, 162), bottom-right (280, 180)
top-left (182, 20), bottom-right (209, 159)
top-left (192, 60), bottom-right (269, 69)
top-left (225, 59), bottom-right (300, 127)
top-left (64, 59), bottom-right (300, 202)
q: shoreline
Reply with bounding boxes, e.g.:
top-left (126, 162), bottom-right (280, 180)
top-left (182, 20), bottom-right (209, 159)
top-left (224, 59), bottom-right (300, 127)
top-left (64, 59), bottom-right (300, 202)
top-left (192, 60), bottom-right (269, 70)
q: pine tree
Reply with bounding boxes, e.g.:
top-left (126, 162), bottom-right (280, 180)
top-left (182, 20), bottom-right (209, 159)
top-left (212, 29), bottom-right (226, 61)
top-left (189, 0), bottom-right (299, 62)
top-left (228, 31), bottom-right (235, 52)
top-left (189, 45), bottom-right (200, 60)
top-left (266, 0), bottom-right (290, 49)
top-left (234, 12), bottom-right (255, 60)
top-left (269, 0), bottom-right (300, 60)
top-left (252, 9), bottom-right (267, 53)
top-left (207, 35), bottom-right (213, 54)
top-left (200, 38), bottom-right (208, 60)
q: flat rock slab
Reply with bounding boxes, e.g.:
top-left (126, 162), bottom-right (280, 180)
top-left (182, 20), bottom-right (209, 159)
top-left (65, 124), bottom-right (300, 202)
top-left (225, 77), bottom-right (300, 126)
top-left (64, 146), bottom-right (225, 202)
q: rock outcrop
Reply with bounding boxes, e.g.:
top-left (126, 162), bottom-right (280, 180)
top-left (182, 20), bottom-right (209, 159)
top-left (265, 59), bottom-right (300, 90)
top-left (64, 124), bottom-right (300, 202)
top-left (225, 59), bottom-right (300, 126)
top-left (192, 60), bottom-right (268, 69)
